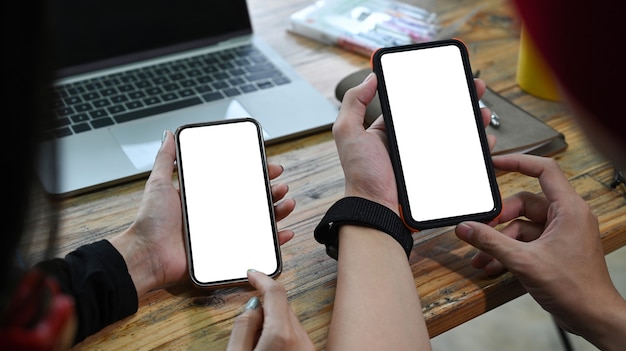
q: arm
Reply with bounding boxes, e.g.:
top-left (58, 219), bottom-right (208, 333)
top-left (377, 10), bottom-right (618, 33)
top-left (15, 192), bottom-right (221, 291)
top-left (329, 225), bottom-right (429, 350)
top-left (455, 153), bottom-right (626, 351)
top-left (40, 130), bottom-right (296, 344)
top-left (325, 73), bottom-right (430, 351)
top-left (325, 73), bottom-right (492, 351)
top-left (35, 241), bottom-right (137, 344)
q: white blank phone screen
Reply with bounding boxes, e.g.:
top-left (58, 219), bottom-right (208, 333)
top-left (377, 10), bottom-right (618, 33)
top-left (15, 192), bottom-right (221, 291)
top-left (380, 44), bottom-right (496, 222)
top-left (178, 120), bottom-right (279, 285)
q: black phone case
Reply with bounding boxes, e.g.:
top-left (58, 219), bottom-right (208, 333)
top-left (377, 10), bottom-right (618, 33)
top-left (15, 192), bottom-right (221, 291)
top-left (372, 39), bottom-right (502, 231)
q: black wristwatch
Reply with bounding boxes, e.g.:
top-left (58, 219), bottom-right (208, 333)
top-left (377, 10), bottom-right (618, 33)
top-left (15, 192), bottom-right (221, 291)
top-left (314, 197), bottom-right (414, 260)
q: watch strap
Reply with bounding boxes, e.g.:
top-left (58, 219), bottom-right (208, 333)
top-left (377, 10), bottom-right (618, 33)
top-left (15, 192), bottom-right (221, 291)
top-left (314, 197), bottom-right (413, 260)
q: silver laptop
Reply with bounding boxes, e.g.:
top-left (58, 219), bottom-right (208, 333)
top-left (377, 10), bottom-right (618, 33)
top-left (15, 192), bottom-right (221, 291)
top-left (39, 0), bottom-right (338, 197)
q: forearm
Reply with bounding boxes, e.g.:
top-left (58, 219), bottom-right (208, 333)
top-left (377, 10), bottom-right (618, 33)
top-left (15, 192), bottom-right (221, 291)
top-left (35, 240), bottom-right (138, 344)
top-left (326, 225), bottom-right (431, 351)
top-left (576, 292), bottom-right (626, 351)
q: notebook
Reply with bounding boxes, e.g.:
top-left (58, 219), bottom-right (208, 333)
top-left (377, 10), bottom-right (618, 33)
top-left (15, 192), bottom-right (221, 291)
top-left (39, 0), bottom-right (338, 197)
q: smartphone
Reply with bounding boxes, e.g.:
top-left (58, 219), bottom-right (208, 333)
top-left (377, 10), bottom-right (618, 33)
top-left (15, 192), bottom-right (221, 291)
top-left (372, 39), bottom-right (501, 231)
top-left (175, 118), bottom-right (281, 288)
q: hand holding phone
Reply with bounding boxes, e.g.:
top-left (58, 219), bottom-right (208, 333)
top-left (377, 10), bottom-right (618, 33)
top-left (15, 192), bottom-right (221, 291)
top-left (372, 39), bottom-right (501, 231)
top-left (175, 118), bottom-right (281, 288)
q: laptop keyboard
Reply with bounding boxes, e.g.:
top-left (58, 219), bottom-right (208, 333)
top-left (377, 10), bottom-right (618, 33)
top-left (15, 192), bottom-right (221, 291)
top-left (49, 44), bottom-right (291, 138)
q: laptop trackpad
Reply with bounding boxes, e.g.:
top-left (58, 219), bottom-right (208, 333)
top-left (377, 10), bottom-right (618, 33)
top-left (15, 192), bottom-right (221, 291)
top-left (110, 99), bottom-right (265, 170)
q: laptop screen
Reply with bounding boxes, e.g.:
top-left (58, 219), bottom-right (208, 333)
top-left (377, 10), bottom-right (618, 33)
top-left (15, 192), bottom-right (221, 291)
top-left (49, 0), bottom-right (252, 77)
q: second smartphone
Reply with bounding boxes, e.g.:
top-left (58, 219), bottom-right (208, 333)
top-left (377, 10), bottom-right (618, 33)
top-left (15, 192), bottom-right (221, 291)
top-left (372, 39), bottom-right (501, 231)
top-left (175, 118), bottom-right (281, 288)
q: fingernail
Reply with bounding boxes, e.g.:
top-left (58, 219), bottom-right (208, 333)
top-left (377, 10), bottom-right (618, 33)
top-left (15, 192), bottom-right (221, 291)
top-left (457, 222), bottom-right (474, 239)
top-left (363, 72), bottom-right (375, 83)
top-left (245, 296), bottom-right (259, 310)
top-left (161, 130), bottom-right (168, 144)
top-left (247, 268), bottom-right (257, 273)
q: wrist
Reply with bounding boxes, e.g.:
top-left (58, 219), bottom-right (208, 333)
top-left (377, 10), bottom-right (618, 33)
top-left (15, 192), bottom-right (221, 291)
top-left (109, 229), bottom-right (160, 297)
top-left (574, 294), bottom-right (626, 351)
top-left (338, 225), bottom-right (409, 260)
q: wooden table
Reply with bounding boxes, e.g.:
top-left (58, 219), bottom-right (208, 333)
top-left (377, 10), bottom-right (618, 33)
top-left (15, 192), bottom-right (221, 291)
top-left (45, 0), bottom-right (625, 349)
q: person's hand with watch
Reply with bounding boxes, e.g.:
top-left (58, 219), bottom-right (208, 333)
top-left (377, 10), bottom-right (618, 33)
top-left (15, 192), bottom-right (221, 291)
top-left (320, 73), bottom-right (493, 351)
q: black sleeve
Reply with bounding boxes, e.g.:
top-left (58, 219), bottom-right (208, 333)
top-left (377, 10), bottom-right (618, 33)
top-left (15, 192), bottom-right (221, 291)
top-left (35, 240), bottom-right (138, 345)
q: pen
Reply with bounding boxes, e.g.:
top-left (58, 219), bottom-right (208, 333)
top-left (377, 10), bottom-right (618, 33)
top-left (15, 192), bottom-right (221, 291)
top-left (478, 99), bottom-right (501, 128)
